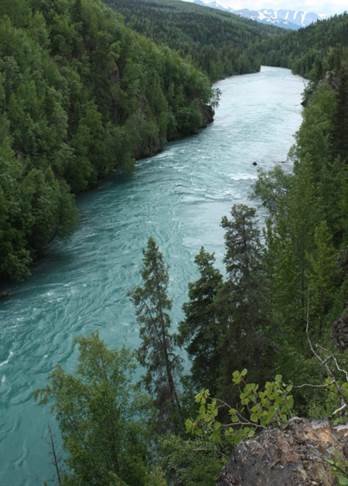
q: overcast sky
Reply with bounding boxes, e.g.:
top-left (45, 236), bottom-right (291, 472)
top-left (215, 0), bottom-right (348, 15)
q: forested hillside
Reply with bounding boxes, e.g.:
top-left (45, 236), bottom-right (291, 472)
top-left (104, 0), bottom-right (280, 80)
top-left (259, 13), bottom-right (348, 80)
top-left (0, 0), bottom-right (213, 281)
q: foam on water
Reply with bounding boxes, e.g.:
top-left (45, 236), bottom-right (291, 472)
top-left (0, 350), bottom-right (14, 368)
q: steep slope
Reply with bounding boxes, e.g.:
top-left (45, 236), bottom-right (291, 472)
top-left (104, 0), bottom-right (280, 81)
top-left (0, 0), bottom-right (213, 281)
top-left (258, 13), bottom-right (348, 79)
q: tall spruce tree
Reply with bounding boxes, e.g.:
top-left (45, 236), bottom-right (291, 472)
top-left (131, 237), bottom-right (182, 430)
top-left (222, 204), bottom-right (262, 288)
top-left (217, 204), bottom-right (272, 402)
top-left (178, 248), bottom-right (223, 395)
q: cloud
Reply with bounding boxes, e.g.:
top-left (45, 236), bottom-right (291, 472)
top-left (218, 0), bottom-right (347, 14)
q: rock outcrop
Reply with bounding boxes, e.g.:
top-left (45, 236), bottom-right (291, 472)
top-left (218, 418), bottom-right (348, 486)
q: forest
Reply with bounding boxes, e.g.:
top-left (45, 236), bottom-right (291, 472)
top-left (0, 0), bottom-right (213, 281)
top-left (103, 0), bottom-right (280, 81)
top-left (257, 13), bottom-right (348, 80)
top-left (1, 0), bottom-right (348, 483)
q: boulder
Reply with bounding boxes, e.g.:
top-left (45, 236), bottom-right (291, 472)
top-left (218, 418), bottom-right (348, 486)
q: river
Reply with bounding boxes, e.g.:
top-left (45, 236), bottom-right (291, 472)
top-left (0, 66), bottom-right (306, 484)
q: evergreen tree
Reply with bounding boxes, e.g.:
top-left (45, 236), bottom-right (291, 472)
top-left (307, 221), bottom-right (338, 339)
top-left (178, 248), bottom-right (223, 394)
top-left (334, 64), bottom-right (348, 162)
top-left (131, 237), bottom-right (182, 430)
top-left (222, 204), bottom-right (263, 289)
top-left (254, 65), bottom-right (348, 405)
top-left (217, 205), bottom-right (272, 401)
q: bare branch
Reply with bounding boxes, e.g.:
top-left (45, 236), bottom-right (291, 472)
top-left (48, 425), bottom-right (62, 486)
top-left (316, 344), bottom-right (348, 382)
top-left (333, 402), bottom-right (347, 416)
top-left (305, 292), bottom-right (348, 414)
top-left (294, 382), bottom-right (332, 390)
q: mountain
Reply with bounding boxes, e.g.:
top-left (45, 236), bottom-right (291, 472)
top-left (191, 0), bottom-right (323, 30)
top-left (104, 0), bottom-right (280, 81)
top-left (234, 8), bottom-right (324, 30)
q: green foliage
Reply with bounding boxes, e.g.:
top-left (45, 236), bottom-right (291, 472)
top-left (221, 204), bottom-right (262, 286)
top-left (253, 54), bottom-right (348, 412)
top-left (104, 0), bottom-right (280, 81)
top-left (328, 455), bottom-right (348, 486)
top-left (254, 165), bottom-right (292, 216)
top-left (307, 222), bottom-right (338, 338)
top-left (144, 467), bottom-right (167, 486)
top-left (131, 237), bottom-right (182, 430)
top-left (159, 435), bottom-right (223, 485)
top-left (178, 205), bottom-right (274, 406)
top-left (186, 370), bottom-right (294, 447)
top-left (178, 248), bottom-right (223, 395)
top-left (216, 204), bottom-right (274, 402)
top-left (36, 333), bottom-right (149, 485)
top-left (178, 204), bottom-right (276, 408)
top-left (0, 0), bottom-right (213, 281)
top-left (334, 65), bottom-right (348, 162)
top-left (308, 376), bottom-right (348, 424)
top-left (257, 14), bottom-right (348, 82)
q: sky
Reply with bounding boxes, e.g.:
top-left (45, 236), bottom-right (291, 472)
top-left (213, 0), bottom-right (348, 15)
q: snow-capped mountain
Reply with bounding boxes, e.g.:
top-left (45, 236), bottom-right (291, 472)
top-left (234, 8), bottom-right (323, 29)
top-left (191, 0), bottom-right (324, 30)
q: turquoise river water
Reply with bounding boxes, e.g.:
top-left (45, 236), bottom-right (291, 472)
top-left (0, 67), bottom-right (306, 485)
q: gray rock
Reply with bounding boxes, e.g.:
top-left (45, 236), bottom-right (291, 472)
top-left (218, 418), bottom-right (348, 485)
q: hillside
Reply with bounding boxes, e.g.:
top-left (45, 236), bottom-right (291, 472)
top-left (258, 13), bottom-right (348, 79)
top-left (0, 0), bottom-right (213, 281)
top-left (104, 0), bottom-right (280, 80)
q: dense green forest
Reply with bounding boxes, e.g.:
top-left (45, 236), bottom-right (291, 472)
top-left (0, 0), bottom-right (214, 281)
top-left (258, 13), bottom-right (348, 79)
top-left (104, 0), bottom-right (280, 81)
